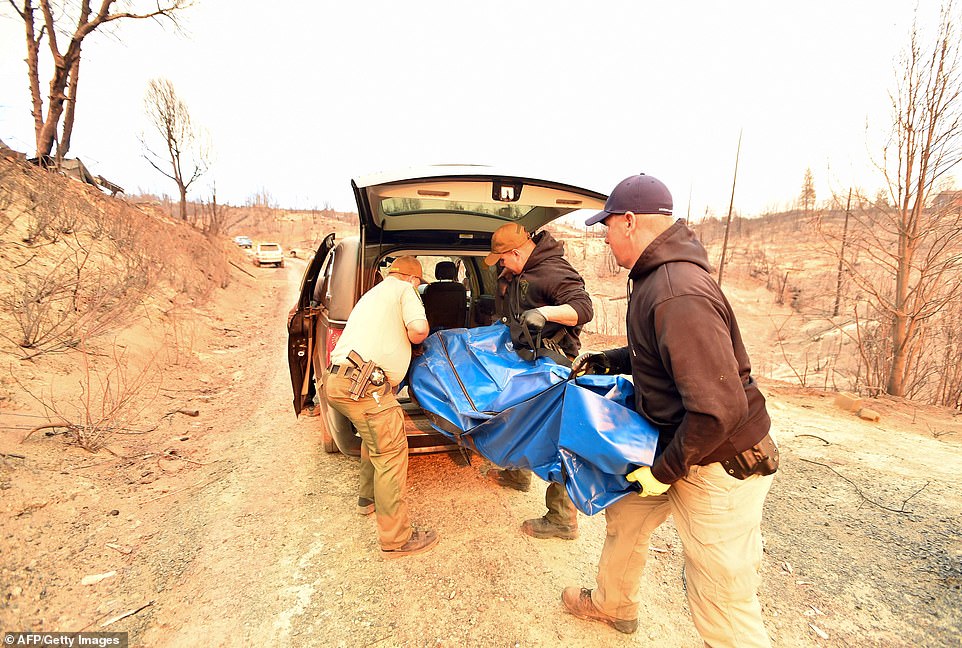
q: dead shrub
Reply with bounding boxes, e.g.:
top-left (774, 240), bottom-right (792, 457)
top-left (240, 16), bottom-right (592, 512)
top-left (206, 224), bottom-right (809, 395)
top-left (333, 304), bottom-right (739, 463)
top-left (2, 244), bottom-right (148, 352)
top-left (23, 182), bottom-right (64, 244)
top-left (20, 339), bottom-right (162, 452)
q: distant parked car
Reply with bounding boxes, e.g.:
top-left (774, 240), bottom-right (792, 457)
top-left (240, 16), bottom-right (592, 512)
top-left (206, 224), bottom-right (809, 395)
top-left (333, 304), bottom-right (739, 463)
top-left (286, 165), bottom-right (607, 455)
top-left (254, 242), bottom-right (284, 267)
top-left (233, 235), bottom-right (253, 248)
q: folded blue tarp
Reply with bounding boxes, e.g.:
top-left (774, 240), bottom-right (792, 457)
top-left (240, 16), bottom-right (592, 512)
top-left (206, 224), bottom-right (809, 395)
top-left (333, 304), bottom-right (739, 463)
top-left (408, 324), bottom-right (660, 515)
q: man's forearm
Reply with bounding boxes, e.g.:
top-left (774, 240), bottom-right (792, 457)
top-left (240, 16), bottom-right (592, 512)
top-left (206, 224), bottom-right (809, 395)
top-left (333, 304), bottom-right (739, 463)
top-left (536, 304), bottom-right (579, 326)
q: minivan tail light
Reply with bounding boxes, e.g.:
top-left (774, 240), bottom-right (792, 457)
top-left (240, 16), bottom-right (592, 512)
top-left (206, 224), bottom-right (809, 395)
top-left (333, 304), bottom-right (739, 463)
top-left (325, 326), bottom-right (343, 369)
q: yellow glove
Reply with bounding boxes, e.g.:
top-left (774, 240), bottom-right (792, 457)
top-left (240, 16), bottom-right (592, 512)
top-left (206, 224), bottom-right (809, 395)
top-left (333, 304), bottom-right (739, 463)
top-left (626, 466), bottom-right (670, 497)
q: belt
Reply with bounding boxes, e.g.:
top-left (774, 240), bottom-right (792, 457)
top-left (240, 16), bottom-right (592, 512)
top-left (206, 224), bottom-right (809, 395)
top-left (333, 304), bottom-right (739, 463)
top-left (328, 363), bottom-right (358, 379)
top-left (329, 363), bottom-right (387, 385)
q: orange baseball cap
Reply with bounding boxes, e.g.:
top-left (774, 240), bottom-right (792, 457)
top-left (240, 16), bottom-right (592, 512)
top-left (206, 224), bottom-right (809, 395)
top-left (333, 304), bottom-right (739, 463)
top-left (387, 256), bottom-right (425, 283)
top-left (484, 223), bottom-right (531, 266)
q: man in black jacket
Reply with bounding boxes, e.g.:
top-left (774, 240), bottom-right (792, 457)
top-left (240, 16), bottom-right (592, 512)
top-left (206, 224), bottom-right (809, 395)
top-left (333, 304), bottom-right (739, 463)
top-left (563, 174), bottom-right (778, 646)
top-left (484, 222), bottom-right (594, 540)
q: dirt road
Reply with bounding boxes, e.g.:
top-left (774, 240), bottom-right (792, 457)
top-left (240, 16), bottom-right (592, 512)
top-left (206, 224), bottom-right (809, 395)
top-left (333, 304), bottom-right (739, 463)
top-left (2, 257), bottom-right (960, 647)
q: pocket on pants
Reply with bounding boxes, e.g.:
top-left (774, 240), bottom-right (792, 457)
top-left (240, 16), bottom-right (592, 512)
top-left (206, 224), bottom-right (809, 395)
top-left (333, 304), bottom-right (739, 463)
top-left (362, 399), bottom-right (406, 455)
top-left (682, 463), bottom-right (763, 545)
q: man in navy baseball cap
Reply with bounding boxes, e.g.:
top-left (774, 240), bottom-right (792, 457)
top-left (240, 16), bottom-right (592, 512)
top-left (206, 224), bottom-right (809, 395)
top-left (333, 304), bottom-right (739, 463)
top-left (566, 173), bottom-right (777, 645)
top-left (585, 173), bottom-right (673, 226)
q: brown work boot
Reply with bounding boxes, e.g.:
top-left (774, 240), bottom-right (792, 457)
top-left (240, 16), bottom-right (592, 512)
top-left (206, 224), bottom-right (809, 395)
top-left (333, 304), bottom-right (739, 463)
top-left (381, 528), bottom-right (439, 560)
top-left (357, 497), bottom-right (375, 516)
top-left (521, 516), bottom-right (578, 540)
top-left (562, 587), bottom-right (638, 634)
top-left (486, 469), bottom-right (531, 492)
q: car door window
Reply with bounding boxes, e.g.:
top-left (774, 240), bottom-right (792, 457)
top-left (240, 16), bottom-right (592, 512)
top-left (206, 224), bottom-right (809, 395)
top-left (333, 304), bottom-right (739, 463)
top-left (314, 247), bottom-right (336, 307)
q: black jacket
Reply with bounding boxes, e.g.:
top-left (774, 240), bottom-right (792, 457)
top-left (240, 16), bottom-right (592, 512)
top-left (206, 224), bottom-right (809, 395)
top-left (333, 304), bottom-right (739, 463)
top-left (606, 220), bottom-right (771, 484)
top-left (496, 230), bottom-right (593, 359)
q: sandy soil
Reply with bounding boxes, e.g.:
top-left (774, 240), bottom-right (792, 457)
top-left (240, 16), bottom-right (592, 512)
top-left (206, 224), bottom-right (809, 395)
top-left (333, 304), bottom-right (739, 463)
top-left (2, 255), bottom-right (961, 648)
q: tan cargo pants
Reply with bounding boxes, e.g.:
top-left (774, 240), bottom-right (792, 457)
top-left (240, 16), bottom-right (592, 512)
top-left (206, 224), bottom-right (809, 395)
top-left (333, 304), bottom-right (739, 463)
top-left (499, 468), bottom-right (578, 527)
top-left (325, 372), bottom-right (412, 550)
top-left (592, 461), bottom-right (775, 648)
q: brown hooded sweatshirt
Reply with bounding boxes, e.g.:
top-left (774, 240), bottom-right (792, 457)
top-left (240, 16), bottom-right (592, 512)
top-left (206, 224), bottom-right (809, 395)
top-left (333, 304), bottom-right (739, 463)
top-left (605, 220), bottom-right (771, 484)
top-left (496, 230), bottom-right (593, 359)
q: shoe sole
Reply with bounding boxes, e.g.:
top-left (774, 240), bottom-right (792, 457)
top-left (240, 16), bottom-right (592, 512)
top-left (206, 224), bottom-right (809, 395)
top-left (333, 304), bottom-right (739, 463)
top-left (358, 504), bottom-right (375, 516)
top-left (381, 535), bottom-right (440, 560)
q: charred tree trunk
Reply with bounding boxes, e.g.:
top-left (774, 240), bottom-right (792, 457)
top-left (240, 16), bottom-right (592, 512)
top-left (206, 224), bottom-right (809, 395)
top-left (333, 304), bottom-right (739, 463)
top-left (833, 189), bottom-right (851, 317)
top-left (13, 0), bottom-right (192, 159)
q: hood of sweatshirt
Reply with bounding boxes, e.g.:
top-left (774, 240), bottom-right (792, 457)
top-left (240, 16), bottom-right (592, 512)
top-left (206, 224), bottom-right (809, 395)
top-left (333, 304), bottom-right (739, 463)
top-left (628, 220), bottom-right (712, 280)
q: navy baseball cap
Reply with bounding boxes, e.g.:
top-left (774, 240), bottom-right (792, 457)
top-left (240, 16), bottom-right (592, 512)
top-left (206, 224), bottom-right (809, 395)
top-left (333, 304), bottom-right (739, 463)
top-left (586, 173), bottom-right (673, 226)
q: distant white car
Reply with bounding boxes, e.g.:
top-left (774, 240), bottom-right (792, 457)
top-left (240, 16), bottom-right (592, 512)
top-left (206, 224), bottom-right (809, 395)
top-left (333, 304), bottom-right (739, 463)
top-left (233, 235), bottom-right (253, 248)
top-left (254, 242), bottom-right (284, 267)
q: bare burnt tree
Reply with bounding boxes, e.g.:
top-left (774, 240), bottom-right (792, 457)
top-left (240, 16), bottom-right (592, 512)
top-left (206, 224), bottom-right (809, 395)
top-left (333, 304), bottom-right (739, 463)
top-left (142, 78), bottom-right (208, 221)
top-left (5, 0), bottom-right (193, 162)
top-left (935, 300), bottom-right (962, 409)
top-left (246, 188), bottom-right (277, 231)
top-left (201, 183), bottom-right (221, 237)
top-left (822, 2), bottom-right (962, 399)
top-left (197, 183), bottom-right (245, 237)
top-left (832, 189), bottom-right (852, 317)
top-left (800, 168), bottom-right (817, 213)
top-left (799, 168), bottom-right (816, 231)
top-left (219, 205), bottom-right (250, 235)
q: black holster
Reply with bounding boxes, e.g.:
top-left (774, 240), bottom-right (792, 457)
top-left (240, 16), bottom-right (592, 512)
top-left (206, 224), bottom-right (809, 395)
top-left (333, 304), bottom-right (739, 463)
top-left (346, 350), bottom-right (385, 401)
top-left (721, 433), bottom-right (779, 480)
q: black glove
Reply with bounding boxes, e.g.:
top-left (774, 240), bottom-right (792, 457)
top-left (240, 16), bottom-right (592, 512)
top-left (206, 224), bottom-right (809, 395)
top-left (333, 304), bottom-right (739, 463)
top-left (519, 308), bottom-right (547, 333)
top-left (570, 351), bottom-right (611, 376)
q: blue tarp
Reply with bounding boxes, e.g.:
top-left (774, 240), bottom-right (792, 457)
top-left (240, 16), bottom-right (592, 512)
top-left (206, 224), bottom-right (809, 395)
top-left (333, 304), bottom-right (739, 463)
top-left (408, 324), bottom-right (661, 515)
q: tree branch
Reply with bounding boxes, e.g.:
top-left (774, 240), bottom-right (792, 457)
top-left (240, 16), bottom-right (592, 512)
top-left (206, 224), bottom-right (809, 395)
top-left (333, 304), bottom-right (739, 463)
top-left (799, 457), bottom-right (929, 514)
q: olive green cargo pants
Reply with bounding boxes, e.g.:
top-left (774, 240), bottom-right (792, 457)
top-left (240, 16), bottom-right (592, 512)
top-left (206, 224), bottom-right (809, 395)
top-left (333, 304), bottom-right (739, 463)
top-left (325, 373), bottom-right (412, 550)
top-left (499, 468), bottom-right (578, 527)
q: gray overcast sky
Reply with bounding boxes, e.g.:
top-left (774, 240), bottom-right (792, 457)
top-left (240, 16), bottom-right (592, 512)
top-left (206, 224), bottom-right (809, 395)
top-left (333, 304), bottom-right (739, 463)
top-left (0, 1), bottom-right (952, 218)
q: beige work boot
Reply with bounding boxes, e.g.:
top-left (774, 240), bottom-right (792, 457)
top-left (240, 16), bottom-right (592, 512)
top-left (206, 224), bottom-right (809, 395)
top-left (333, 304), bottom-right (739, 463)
top-left (561, 586), bottom-right (638, 634)
top-left (381, 528), bottom-right (439, 560)
top-left (522, 516), bottom-right (578, 540)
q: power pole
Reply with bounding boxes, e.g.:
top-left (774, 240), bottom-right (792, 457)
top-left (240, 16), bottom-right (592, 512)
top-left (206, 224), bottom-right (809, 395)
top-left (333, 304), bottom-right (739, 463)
top-left (717, 129), bottom-right (742, 287)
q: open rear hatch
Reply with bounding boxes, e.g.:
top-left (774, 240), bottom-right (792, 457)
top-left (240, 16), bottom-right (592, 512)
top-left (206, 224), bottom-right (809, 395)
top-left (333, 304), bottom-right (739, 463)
top-left (352, 165), bottom-right (607, 247)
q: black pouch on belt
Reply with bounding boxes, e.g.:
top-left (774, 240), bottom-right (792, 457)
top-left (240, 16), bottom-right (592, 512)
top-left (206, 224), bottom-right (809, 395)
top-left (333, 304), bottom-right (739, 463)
top-left (721, 433), bottom-right (779, 479)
